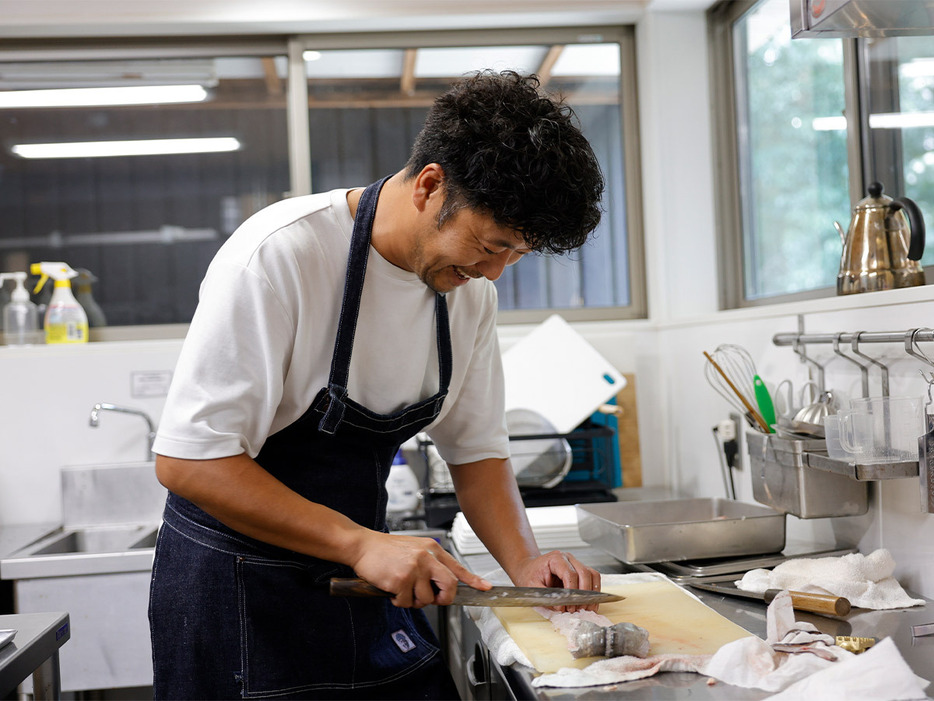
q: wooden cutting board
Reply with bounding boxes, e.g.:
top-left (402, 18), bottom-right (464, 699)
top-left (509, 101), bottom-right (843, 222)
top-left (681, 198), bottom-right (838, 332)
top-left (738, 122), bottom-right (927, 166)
top-left (493, 579), bottom-right (752, 673)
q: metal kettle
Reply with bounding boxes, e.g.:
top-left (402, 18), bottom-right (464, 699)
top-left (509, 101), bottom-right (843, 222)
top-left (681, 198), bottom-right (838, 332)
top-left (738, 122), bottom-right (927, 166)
top-left (836, 181), bottom-right (926, 295)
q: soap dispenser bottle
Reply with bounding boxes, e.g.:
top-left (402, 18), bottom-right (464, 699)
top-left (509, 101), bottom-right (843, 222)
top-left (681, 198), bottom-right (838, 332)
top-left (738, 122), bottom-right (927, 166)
top-left (386, 449), bottom-right (421, 519)
top-left (30, 262), bottom-right (89, 344)
top-left (0, 272), bottom-right (39, 346)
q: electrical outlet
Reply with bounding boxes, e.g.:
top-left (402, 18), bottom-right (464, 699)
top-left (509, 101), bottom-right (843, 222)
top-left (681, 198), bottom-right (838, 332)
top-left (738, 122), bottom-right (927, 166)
top-left (717, 418), bottom-right (736, 441)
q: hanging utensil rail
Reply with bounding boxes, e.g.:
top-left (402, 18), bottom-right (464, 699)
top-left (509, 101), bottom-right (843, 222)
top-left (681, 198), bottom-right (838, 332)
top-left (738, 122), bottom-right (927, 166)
top-left (774, 327), bottom-right (934, 399)
top-left (774, 329), bottom-right (934, 347)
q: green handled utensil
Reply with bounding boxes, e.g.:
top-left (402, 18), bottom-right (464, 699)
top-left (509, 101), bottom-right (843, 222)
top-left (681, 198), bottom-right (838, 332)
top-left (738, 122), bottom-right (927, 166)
top-left (754, 375), bottom-right (776, 432)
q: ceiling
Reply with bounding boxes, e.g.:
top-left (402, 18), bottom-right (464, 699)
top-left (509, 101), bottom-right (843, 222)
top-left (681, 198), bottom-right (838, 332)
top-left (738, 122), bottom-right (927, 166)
top-left (0, 0), bottom-right (719, 39)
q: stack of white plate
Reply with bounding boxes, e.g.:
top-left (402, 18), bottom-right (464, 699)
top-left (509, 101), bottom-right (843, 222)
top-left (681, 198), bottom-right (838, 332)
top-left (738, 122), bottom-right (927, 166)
top-left (450, 505), bottom-right (588, 555)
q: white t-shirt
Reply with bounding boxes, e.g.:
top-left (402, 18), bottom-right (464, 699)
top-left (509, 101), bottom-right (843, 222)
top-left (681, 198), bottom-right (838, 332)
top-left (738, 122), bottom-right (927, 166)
top-left (154, 188), bottom-right (510, 466)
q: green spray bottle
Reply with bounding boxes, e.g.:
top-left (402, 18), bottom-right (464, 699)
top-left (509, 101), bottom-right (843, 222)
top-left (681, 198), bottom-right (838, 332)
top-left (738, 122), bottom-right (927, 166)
top-left (31, 262), bottom-right (89, 344)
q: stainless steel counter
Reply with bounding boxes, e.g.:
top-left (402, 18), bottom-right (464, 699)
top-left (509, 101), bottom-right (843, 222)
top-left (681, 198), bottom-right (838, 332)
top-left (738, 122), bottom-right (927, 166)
top-left (0, 611), bottom-right (70, 699)
top-left (455, 547), bottom-right (934, 700)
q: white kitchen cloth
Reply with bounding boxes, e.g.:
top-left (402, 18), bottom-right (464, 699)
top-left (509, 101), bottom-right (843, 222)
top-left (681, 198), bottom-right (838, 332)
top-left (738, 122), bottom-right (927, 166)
top-left (701, 590), bottom-right (848, 692)
top-left (530, 652), bottom-right (710, 687)
top-left (736, 548), bottom-right (925, 610)
top-left (699, 591), bottom-right (925, 697)
top-left (767, 637), bottom-right (929, 700)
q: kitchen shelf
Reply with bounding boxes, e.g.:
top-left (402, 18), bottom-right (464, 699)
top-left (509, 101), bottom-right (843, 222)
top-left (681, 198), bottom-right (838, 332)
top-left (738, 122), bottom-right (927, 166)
top-left (805, 451), bottom-right (920, 481)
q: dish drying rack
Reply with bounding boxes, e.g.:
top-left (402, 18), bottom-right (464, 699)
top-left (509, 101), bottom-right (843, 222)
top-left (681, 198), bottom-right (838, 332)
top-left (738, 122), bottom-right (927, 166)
top-left (765, 325), bottom-right (934, 515)
top-left (416, 420), bottom-right (618, 528)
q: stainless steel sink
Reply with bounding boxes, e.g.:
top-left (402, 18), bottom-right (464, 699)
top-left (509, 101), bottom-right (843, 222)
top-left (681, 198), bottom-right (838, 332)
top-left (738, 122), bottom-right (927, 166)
top-left (0, 463), bottom-right (167, 693)
top-left (0, 522), bottom-right (161, 579)
top-left (24, 524), bottom-right (157, 556)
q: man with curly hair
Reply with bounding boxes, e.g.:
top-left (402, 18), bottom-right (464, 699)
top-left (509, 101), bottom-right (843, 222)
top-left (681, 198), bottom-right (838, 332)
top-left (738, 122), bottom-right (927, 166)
top-left (150, 70), bottom-right (605, 700)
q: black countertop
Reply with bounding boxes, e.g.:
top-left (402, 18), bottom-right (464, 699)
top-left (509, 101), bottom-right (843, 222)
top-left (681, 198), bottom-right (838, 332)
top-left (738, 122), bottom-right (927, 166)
top-left (457, 547), bottom-right (934, 700)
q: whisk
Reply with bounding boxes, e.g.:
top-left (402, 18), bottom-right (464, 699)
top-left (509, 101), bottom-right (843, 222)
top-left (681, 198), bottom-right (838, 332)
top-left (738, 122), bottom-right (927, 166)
top-left (704, 344), bottom-right (772, 432)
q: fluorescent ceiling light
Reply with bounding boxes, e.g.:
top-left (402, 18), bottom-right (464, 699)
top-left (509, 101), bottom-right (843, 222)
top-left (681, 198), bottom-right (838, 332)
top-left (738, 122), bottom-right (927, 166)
top-left (303, 51), bottom-right (322, 62)
top-left (11, 137), bottom-right (241, 159)
top-left (0, 84), bottom-right (208, 109)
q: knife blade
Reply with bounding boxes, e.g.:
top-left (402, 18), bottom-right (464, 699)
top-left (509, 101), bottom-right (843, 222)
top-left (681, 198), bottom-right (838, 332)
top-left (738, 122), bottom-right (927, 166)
top-left (689, 581), bottom-right (850, 616)
top-left (329, 577), bottom-right (623, 607)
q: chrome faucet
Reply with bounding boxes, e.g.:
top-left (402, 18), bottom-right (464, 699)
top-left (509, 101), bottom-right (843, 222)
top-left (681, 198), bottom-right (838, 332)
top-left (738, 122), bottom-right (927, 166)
top-left (89, 402), bottom-right (156, 460)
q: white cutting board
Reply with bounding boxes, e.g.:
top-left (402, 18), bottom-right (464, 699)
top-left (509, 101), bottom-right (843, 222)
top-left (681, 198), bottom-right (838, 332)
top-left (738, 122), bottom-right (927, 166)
top-left (502, 314), bottom-right (626, 434)
top-left (494, 579), bottom-right (752, 674)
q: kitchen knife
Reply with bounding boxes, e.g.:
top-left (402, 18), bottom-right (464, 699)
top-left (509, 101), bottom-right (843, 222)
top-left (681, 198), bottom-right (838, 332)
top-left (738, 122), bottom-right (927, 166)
top-left (329, 577), bottom-right (623, 607)
top-left (689, 581), bottom-right (850, 616)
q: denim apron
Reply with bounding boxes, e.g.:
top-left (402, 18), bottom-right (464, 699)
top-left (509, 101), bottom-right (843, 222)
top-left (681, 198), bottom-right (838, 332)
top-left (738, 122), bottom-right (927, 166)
top-left (150, 176), bottom-right (459, 700)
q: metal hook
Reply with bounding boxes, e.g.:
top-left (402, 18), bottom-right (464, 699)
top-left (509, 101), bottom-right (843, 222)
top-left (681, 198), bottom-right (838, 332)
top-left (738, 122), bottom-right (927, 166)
top-left (905, 328), bottom-right (934, 369)
top-left (792, 338), bottom-right (825, 392)
top-left (920, 369), bottom-right (934, 411)
top-left (833, 333), bottom-right (870, 398)
top-left (851, 331), bottom-right (890, 397)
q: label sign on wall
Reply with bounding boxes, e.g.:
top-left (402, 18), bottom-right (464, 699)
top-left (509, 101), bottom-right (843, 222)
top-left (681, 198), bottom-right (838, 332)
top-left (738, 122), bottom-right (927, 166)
top-left (131, 370), bottom-right (173, 398)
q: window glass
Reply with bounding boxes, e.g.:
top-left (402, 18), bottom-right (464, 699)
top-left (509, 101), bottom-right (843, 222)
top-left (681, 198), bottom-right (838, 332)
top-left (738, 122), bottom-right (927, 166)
top-left (733, 0), bottom-right (849, 300)
top-left (0, 54), bottom-right (289, 327)
top-left (865, 36), bottom-right (934, 268)
top-left (302, 42), bottom-right (631, 313)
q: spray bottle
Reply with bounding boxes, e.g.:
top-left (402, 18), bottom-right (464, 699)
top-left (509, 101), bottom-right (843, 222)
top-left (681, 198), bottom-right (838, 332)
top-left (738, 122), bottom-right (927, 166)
top-left (31, 262), bottom-right (89, 344)
top-left (74, 268), bottom-right (107, 327)
top-left (0, 272), bottom-right (39, 346)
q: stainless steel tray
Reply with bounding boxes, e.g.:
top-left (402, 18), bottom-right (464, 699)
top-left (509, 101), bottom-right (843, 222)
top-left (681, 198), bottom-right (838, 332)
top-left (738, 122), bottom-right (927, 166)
top-left (576, 498), bottom-right (786, 564)
top-left (647, 547), bottom-right (856, 579)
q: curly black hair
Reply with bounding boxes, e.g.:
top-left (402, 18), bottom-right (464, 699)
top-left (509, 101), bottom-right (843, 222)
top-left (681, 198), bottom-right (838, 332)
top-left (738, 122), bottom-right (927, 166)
top-left (404, 70), bottom-right (604, 255)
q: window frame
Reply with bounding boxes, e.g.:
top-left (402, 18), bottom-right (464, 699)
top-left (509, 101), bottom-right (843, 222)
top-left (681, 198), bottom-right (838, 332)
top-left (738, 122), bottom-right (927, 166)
top-left (708, 0), bottom-right (867, 309)
top-left (290, 25), bottom-right (647, 323)
top-left (0, 26), bottom-right (646, 341)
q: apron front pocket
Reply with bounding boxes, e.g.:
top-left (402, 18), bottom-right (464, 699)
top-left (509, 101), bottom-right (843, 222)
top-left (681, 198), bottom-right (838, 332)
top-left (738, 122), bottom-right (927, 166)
top-left (236, 556), bottom-right (440, 697)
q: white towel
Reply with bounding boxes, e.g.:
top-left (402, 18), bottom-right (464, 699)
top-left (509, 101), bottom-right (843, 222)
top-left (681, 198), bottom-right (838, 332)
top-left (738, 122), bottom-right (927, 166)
top-left (701, 591), bottom-right (847, 693)
top-left (736, 549), bottom-right (925, 610)
top-left (767, 637), bottom-right (930, 701)
top-left (702, 590), bottom-right (926, 697)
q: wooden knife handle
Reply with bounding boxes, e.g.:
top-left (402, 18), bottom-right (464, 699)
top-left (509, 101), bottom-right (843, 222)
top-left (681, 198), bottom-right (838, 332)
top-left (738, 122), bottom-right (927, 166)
top-left (764, 589), bottom-right (851, 616)
top-left (330, 577), bottom-right (394, 598)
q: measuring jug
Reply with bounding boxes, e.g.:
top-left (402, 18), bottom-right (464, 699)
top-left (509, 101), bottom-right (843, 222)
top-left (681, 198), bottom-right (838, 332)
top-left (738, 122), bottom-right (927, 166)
top-left (839, 396), bottom-right (924, 464)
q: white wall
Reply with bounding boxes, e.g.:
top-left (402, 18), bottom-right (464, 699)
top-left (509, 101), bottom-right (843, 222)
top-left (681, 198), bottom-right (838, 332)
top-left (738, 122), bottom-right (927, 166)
top-left (628, 11), bottom-right (934, 600)
top-left (3, 6), bottom-right (934, 601)
top-left (0, 341), bottom-right (180, 524)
